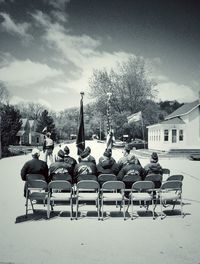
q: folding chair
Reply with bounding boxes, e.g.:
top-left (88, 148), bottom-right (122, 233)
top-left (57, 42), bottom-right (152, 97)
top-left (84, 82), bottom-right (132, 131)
top-left (158, 180), bottom-right (183, 219)
top-left (98, 174), bottom-right (117, 187)
top-left (129, 181), bottom-right (155, 219)
top-left (75, 180), bottom-right (100, 220)
top-left (145, 173), bottom-right (162, 189)
top-left (77, 174), bottom-right (97, 182)
top-left (47, 180), bottom-right (73, 219)
top-left (162, 168), bottom-right (170, 181)
top-left (25, 179), bottom-right (48, 218)
top-left (166, 174), bottom-right (184, 181)
top-left (101, 181), bottom-right (125, 220)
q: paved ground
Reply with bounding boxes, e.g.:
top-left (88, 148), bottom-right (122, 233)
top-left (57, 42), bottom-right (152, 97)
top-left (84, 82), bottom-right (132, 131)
top-left (0, 140), bottom-right (200, 264)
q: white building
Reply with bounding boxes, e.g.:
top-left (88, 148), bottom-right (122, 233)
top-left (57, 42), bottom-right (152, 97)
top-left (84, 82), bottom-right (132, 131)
top-left (147, 100), bottom-right (200, 151)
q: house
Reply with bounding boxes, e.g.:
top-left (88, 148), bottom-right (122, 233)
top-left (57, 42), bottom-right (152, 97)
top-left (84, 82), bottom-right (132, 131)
top-left (147, 99), bottom-right (200, 151)
top-left (16, 118), bottom-right (44, 146)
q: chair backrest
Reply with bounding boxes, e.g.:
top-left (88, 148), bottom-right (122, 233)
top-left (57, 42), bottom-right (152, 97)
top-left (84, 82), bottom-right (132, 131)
top-left (26, 174), bottom-right (45, 181)
top-left (77, 174), bottom-right (97, 182)
top-left (98, 174), bottom-right (117, 182)
top-left (145, 173), bottom-right (162, 188)
top-left (131, 181), bottom-right (155, 191)
top-left (162, 168), bottom-right (170, 175)
top-left (102, 181), bottom-right (125, 190)
top-left (161, 180), bottom-right (182, 190)
top-left (48, 180), bottom-right (72, 191)
top-left (166, 174), bottom-right (184, 181)
top-left (77, 180), bottom-right (100, 190)
top-left (27, 179), bottom-right (48, 189)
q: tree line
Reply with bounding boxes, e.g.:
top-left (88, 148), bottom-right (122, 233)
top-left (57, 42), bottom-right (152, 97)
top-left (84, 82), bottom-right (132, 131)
top-left (0, 56), bottom-right (183, 157)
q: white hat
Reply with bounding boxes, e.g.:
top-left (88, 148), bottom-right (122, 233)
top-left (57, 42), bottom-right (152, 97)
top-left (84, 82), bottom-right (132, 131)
top-left (31, 148), bottom-right (40, 157)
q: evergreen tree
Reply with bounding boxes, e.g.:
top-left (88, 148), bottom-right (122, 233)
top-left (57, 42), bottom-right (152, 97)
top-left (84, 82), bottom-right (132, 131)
top-left (37, 110), bottom-right (57, 141)
top-left (0, 104), bottom-right (22, 157)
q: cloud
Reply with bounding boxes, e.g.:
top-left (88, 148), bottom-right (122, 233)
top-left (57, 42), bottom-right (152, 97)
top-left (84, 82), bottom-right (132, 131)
top-left (48, 0), bottom-right (71, 10)
top-left (0, 12), bottom-right (31, 41)
top-left (0, 59), bottom-right (63, 87)
top-left (38, 87), bottom-right (67, 95)
top-left (156, 82), bottom-right (197, 103)
top-left (10, 96), bottom-right (52, 109)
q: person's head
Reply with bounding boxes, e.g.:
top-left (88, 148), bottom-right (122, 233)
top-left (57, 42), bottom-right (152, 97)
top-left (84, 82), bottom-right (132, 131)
top-left (31, 148), bottom-right (40, 159)
top-left (57, 149), bottom-right (65, 161)
top-left (46, 132), bottom-right (51, 138)
top-left (63, 145), bottom-right (70, 155)
top-left (127, 153), bottom-right (136, 164)
top-left (150, 152), bottom-right (158, 163)
top-left (80, 146), bottom-right (91, 160)
top-left (103, 149), bottom-right (112, 158)
top-left (123, 144), bottom-right (131, 155)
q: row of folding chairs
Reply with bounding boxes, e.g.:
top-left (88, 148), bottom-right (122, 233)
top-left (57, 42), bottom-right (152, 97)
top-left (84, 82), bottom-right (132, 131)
top-left (25, 173), bottom-right (183, 220)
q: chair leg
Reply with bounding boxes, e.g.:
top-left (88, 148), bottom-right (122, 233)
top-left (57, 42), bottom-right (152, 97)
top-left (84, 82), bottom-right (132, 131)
top-left (131, 197), bottom-right (133, 220)
top-left (76, 197), bottom-right (78, 220)
top-left (123, 199), bottom-right (125, 220)
top-left (47, 195), bottom-right (50, 219)
top-left (25, 192), bottom-right (29, 217)
top-left (70, 198), bottom-right (73, 220)
top-left (97, 198), bottom-right (100, 220)
top-left (101, 198), bottom-right (104, 221)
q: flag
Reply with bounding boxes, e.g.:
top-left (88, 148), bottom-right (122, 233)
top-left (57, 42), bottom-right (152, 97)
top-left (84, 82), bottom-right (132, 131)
top-left (127, 111), bottom-right (142, 124)
top-left (42, 126), bottom-right (47, 134)
top-left (76, 97), bottom-right (85, 155)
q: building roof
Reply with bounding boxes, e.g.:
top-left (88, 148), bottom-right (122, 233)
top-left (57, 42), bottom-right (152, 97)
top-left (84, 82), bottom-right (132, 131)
top-left (165, 100), bottom-right (200, 120)
top-left (21, 118), bottom-right (28, 127)
top-left (160, 117), bottom-right (185, 125)
top-left (16, 130), bottom-right (25, 136)
top-left (29, 120), bottom-right (35, 127)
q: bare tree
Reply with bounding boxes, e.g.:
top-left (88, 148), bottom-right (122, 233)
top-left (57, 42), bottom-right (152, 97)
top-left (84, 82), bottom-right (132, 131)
top-left (0, 82), bottom-right (9, 105)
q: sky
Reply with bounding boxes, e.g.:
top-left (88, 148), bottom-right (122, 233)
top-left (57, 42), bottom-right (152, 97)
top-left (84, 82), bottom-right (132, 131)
top-left (0, 0), bottom-right (200, 112)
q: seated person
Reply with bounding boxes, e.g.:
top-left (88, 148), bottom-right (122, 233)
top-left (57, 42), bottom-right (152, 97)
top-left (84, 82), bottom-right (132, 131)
top-left (49, 150), bottom-right (72, 182)
top-left (78, 146), bottom-right (96, 164)
top-left (117, 153), bottom-right (144, 181)
top-left (144, 152), bottom-right (163, 176)
top-left (74, 147), bottom-right (97, 182)
top-left (63, 145), bottom-right (77, 179)
top-left (97, 149), bottom-right (119, 176)
top-left (117, 144), bottom-right (132, 170)
top-left (21, 148), bottom-right (49, 196)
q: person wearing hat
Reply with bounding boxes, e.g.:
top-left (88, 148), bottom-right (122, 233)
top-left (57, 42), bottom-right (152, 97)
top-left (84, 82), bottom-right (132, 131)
top-left (97, 149), bottom-right (119, 176)
top-left (117, 144), bottom-right (132, 170)
top-left (77, 146), bottom-right (96, 164)
top-left (63, 145), bottom-right (77, 182)
top-left (74, 147), bottom-right (97, 182)
top-left (43, 132), bottom-right (54, 164)
top-left (21, 148), bottom-right (49, 196)
top-left (144, 152), bottom-right (163, 177)
top-left (117, 153), bottom-right (144, 181)
top-left (48, 149), bottom-right (73, 182)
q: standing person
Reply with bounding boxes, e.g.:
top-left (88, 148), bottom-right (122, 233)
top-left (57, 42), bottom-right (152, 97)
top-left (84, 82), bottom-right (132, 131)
top-left (43, 132), bottom-right (54, 164)
top-left (106, 130), bottom-right (115, 152)
top-left (97, 149), bottom-right (119, 176)
top-left (21, 148), bottom-right (49, 196)
top-left (144, 152), bottom-right (163, 176)
top-left (49, 149), bottom-right (72, 182)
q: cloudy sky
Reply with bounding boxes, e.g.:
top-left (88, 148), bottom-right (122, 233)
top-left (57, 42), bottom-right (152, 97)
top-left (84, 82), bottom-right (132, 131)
top-left (0, 0), bottom-right (200, 112)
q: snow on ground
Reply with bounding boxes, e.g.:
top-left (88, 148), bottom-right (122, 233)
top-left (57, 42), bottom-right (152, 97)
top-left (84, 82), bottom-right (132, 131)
top-left (0, 140), bottom-right (200, 264)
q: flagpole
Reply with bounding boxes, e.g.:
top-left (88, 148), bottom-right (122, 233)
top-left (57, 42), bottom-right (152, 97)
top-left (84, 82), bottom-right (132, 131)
top-left (141, 113), bottom-right (146, 149)
top-left (76, 91), bottom-right (85, 155)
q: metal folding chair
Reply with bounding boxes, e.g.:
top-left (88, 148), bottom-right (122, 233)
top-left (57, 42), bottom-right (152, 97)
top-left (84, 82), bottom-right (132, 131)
top-left (101, 181), bottom-right (125, 220)
top-left (25, 179), bottom-right (48, 218)
top-left (158, 180), bottom-right (183, 219)
top-left (129, 181), bottom-right (155, 219)
top-left (75, 180), bottom-right (100, 220)
top-left (47, 180), bottom-right (73, 219)
top-left (98, 173), bottom-right (117, 187)
top-left (166, 175), bottom-right (184, 181)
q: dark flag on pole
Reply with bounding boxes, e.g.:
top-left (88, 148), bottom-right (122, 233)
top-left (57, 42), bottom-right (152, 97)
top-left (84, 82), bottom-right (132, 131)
top-left (76, 92), bottom-right (85, 155)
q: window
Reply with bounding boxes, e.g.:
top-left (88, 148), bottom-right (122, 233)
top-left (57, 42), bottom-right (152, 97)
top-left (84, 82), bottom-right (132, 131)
top-left (164, 130), bottom-right (169, 141)
top-left (172, 129), bottom-right (177, 143)
top-left (179, 130), bottom-right (184, 141)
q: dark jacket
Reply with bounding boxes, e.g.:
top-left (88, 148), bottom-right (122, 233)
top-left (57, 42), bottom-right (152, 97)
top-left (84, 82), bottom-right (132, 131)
top-left (21, 157), bottom-right (49, 182)
top-left (97, 156), bottom-right (119, 175)
top-left (74, 158), bottom-right (97, 182)
top-left (49, 161), bottom-right (74, 182)
top-left (144, 162), bottom-right (163, 176)
top-left (63, 155), bottom-right (77, 176)
top-left (117, 160), bottom-right (144, 181)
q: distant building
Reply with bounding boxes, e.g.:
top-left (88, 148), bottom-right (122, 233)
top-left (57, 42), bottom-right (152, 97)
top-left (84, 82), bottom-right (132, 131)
top-left (147, 100), bottom-right (200, 151)
top-left (16, 118), bottom-right (44, 146)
